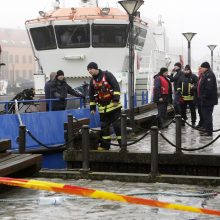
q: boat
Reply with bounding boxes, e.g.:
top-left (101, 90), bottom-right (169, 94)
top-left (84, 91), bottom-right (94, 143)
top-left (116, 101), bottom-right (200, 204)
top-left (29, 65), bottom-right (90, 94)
top-left (0, 0), bottom-right (179, 168)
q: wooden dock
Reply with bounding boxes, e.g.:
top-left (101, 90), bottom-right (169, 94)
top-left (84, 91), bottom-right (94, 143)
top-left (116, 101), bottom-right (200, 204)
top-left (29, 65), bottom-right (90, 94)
top-left (0, 139), bottom-right (42, 177)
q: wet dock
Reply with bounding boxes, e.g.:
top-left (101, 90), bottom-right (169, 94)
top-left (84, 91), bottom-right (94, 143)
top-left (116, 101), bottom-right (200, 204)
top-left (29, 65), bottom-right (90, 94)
top-left (0, 139), bottom-right (42, 177)
top-left (38, 102), bottom-right (220, 185)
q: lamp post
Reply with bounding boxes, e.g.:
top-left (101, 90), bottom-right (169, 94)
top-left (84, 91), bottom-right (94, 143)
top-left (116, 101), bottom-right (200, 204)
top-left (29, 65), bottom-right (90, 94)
top-left (182, 32), bottom-right (196, 66)
top-left (207, 45), bottom-right (217, 70)
top-left (118, 0), bottom-right (144, 129)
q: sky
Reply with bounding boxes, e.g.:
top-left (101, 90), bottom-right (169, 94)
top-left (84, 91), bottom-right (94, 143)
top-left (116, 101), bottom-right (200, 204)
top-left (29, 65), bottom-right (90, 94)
top-left (0, 0), bottom-right (219, 67)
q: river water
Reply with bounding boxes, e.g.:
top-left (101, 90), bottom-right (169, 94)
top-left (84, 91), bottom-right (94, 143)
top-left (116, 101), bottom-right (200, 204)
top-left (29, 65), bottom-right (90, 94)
top-left (0, 178), bottom-right (220, 220)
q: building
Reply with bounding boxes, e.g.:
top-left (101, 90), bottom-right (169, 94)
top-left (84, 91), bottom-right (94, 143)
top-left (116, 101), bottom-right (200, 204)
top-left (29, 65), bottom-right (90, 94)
top-left (0, 28), bottom-right (35, 90)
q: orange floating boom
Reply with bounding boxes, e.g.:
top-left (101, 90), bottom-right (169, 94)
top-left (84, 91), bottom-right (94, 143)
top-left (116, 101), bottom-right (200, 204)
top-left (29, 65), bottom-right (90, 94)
top-left (0, 177), bottom-right (220, 217)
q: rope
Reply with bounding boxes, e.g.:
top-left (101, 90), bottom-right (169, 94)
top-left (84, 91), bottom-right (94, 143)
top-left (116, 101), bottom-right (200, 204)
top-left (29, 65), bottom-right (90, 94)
top-left (182, 118), bottom-right (220, 132)
top-left (159, 131), bottom-right (220, 151)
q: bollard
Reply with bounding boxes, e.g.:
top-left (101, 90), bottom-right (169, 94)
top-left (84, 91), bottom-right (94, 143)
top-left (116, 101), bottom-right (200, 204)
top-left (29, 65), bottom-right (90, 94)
top-left (67, 114), bottom-right (74, 149)
top-left (19, 125), bottom-right (26, 154)
top-left (120, 110), bottom-right (128, 153)
top-left (150, 126), bottom-right (159, 178)
top-left (81, 125), bottom-right (90, 172)
top-left (175, 115), bottom-right (182, 154)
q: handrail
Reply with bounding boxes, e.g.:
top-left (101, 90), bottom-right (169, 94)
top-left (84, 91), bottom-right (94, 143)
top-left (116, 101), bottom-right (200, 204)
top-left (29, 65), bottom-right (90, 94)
top-left (0, 97), bottom-right (86, 113)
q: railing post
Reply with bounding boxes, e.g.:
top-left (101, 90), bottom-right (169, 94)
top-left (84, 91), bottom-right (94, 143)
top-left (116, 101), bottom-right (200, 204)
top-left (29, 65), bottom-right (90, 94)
top-left (134, 92), bottom-right (137, 107)
top-left (175, 115), bottom-right (182, 154)
top-left (150, 126), bottom-right (159, 178)
top-left (19, 125), bottom-right (26, 154)
top-left (67, 114), bottom-right (74, 149)
top-left (81, 125), bottom-right (90, 172)
top-left (141, 91), bottom-right (145, 105)
top-left (120, 109), bottom-right (128, 153)
top-left (124, 93), bottom-right (127, 109)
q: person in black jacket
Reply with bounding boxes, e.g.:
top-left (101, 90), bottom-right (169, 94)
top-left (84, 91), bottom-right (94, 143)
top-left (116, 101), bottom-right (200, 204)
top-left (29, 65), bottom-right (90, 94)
top-left (88, 62), bottom-right (122, 150)
top-left (177, 65), bottom-right (198, 126)
top-left (50, 70), bottom-right (85, 111)
top-left (198, 62), bottom-right (218, 136)
top-left (44, 72), bottom-right (57, 111)
top-left (153, 67), bottom-right (172, 128)
top-left (169, 62), bottom-right (184, 114)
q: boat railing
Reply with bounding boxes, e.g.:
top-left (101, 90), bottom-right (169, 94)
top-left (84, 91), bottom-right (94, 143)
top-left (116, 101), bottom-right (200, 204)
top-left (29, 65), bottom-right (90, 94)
top-left (0, 97), bottom-right (86, 114)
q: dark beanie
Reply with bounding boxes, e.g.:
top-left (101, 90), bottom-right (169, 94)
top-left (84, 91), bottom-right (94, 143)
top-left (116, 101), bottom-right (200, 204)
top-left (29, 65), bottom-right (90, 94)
top-left (200, 62), bottom-right (210, 69)
top-left (184, 64), bottom-right (191, 70)
top-left (87, 62), bottom-right (98, 70)
top-left (56, 70), bottom-right (64, 77)
top-left (159, 67), bottom-right (168, 75)
top-left (174, 62), bottom-right (182, 69)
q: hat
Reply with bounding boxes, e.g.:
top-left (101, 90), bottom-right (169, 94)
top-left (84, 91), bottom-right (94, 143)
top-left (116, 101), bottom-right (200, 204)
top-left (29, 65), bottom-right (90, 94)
top-left (174, 62), bottom-right (182, 69)
top-left (87, 62), bottom-right (98, 70)
top-left (56, 70), bottom-right (64, 78)
top-left (200, 62), bottom-right (210, 69)
top-left (184, 64), bottom-right (191, 71)
top-left (159, 67), bottom-right (168, 75)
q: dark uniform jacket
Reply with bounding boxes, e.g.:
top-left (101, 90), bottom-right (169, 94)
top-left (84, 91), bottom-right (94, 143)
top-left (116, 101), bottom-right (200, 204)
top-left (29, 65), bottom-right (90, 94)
top-left (198, 69), bottom-right (218, 106)
top-left (89, 69), bottom-right (121, 113)
top-left (177, 73), bottom-right (198, 100)
top-left (50, 79), bottom-right (83, 110)
top-left (153, 75), bottom-right (172, 104)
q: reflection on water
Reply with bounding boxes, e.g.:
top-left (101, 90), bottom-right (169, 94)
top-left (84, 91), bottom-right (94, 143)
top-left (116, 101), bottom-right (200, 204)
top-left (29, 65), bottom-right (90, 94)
top-left (0, 178), bottom-right (220, 220)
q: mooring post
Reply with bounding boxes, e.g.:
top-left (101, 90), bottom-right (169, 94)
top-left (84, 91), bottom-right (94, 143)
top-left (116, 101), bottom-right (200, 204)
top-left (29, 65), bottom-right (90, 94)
top-left (81, 125), bottom-right (90, 172)
top-left (67, 114), bottom-right (74, 149)
top-left (120, 109), bottom-right (128, 153)
top-left (19, 125), bottom-right (26, 154)
top-left (175, 115), bottom-right (182, 154)
top-left (150, 126), bottom-right (159, 178)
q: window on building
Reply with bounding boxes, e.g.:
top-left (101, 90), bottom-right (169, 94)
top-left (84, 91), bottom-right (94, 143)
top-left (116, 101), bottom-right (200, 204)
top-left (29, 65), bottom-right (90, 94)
top-left (55, 24), bottom-right (90, 48)
top-left (22, 55), bottom-right (26, 64)
top-left (28, 55), bottom-right (33, 64)
top-left (9, 55), bottom-right (13, 63)
top-left (15, 55), bottom-right (19, 64)
top-left (92, 24), bottom-right (128, 48)
top-left (30, 25), bottom-right (57, 50)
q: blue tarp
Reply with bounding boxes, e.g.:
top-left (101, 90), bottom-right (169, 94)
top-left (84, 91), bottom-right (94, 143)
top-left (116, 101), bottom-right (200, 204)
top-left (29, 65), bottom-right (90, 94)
top-left (0, 109), bottom-right (100, 149)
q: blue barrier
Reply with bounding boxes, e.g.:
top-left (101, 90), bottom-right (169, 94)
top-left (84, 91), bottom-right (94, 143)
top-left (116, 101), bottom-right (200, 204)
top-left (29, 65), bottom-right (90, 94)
top-left (0, 108), bottom-right (100, 149)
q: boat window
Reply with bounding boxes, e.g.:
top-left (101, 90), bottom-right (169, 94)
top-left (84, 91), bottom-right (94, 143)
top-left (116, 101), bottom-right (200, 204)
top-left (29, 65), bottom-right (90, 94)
top-left (55, 24), bottom-right (90, 48)
top-left (30, 26), bottom-right (57, 50)
top-left (92, 24), bottom-right (128, 48)
top-left (133, 26), bottom-right (147, 50)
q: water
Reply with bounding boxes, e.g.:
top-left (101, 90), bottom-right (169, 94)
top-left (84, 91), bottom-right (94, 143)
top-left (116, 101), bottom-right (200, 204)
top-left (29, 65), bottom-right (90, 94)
top-left (0, 178), bottom-right (220, 220)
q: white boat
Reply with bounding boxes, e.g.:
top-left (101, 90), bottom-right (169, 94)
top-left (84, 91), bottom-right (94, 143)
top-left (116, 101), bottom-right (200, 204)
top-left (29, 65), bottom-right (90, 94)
top-left (25, 0), bottom-right (178, 104)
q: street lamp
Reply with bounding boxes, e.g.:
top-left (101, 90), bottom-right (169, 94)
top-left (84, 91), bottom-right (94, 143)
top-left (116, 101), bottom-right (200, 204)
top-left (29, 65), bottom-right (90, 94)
top-left (182, 32), bottom-right (196, 66)
top-left (118, 0), bottom-right (144, 129)
top-left (207, 45), bottom-right (217, 70)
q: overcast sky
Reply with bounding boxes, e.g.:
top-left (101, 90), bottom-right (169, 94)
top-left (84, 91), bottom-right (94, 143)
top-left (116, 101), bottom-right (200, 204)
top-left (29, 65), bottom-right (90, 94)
top-left (0, 0), bottom-right (219, 66)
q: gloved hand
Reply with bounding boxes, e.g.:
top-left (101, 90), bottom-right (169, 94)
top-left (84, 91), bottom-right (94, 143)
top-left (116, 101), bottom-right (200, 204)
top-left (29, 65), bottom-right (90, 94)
top-left (59, 96), bottom-right (65, 101)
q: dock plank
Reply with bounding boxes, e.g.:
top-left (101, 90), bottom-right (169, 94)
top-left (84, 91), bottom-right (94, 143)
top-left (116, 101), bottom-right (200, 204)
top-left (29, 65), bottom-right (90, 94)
top-left (0, 154), bottom-right (42, 177)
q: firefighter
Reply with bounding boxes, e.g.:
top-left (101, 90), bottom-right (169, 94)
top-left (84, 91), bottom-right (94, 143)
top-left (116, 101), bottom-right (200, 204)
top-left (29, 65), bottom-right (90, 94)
top-left (177, 65), bottom-right (198, 126)
top-left (88, 62), bottom-right (122, 150)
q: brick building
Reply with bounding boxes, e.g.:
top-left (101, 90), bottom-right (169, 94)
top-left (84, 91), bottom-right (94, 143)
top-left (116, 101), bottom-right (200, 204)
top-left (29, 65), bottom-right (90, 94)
top-left (0, 28), bottom-right (35, 87)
